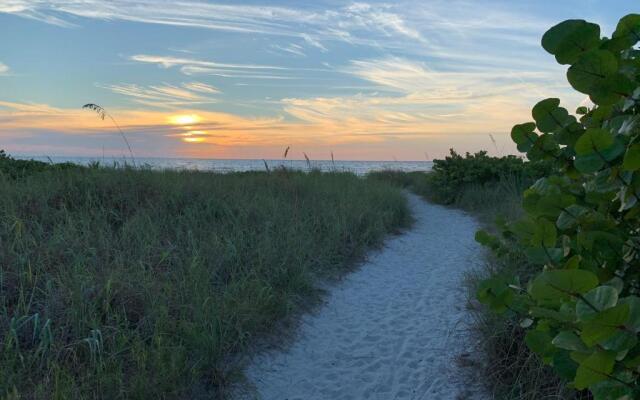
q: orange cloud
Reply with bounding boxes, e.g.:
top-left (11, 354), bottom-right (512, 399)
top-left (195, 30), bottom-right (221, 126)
top-left (0, 94), bottom-right (561, 160)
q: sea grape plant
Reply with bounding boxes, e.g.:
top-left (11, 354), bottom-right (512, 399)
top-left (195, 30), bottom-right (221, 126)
top-left (476, 15), bottom-right (640, 398)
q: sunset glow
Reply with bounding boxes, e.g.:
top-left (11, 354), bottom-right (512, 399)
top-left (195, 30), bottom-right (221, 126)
top-left (0, 1), bottom-right (636, 160)
top-left (170, 114), bottom-right (202, 126)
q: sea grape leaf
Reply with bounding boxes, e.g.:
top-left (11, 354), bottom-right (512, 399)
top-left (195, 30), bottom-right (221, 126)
top-left (531, 218), bottom-right (557, 247)
top-left (557, 204), bottom-right (590, 230)
top-left (600, 330), bottom-right (637, 353)
top-left (532, 98), bottom-right (574, 133)
top-left (542, 20), bottom-right (601, 64)
top-left (574, 350), bottom-right (616, 389)
top-left (575, 153), bottom-right (605, 173)
top-left (553, 331), bottom-right (588, 352)
top-left (612, 14), bottom-right (640, 49)
top-left (576, 128), bottom-right (615, 155)
top-left (524, 188), bottom-right (576, 218)
top-left (525, 330), bottom-right (556, 358)
top-left (603, 277), bottom-right (624, 295)
top-left (619, 296), bottom-right (640, 332)
top-left (556, 122), bottom-right (584, 146)
top-left (524, 247), bottom-right (564, 265)
top-left (580, 304), bottom-right (630, 346)
top-left (553, 350), bottom-right (579, 381)
top-left (574, 128), bottom-right (624, 172)
top-left (623, 144), bottom-right (640, 171)
top-left (511, 123), bottom-right (538, 153)
top-left (530, 269), bottom-right (599, 302)
top-left (527, 134), bottom-right (560, 161)
top-left (576, 285), bottom-right (618, 321)
top-left (590, 379), bottom-right (634, 400)
top-left (567, 50), bottom-right (620, 104)
top-left (476, 277), bottom-right (514, 313)
top-left (530, 306), bottom-right (575, 323)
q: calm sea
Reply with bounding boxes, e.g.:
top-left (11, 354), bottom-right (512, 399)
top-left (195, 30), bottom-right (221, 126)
top-left (16, 156), bottom-right (433, 176)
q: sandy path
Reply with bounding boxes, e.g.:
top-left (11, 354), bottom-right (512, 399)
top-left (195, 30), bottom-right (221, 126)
top-left (242, 194), bottom-right (486, 400)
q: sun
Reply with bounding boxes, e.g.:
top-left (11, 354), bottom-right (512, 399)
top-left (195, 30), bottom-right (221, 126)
top-left (182, 137), bottom-right (205, 143)
top-left (169, 114), bottom-right (201, 125)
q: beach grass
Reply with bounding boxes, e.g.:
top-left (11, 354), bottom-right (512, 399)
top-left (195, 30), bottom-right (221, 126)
top-left (0, 159), bottom-right (410, 399)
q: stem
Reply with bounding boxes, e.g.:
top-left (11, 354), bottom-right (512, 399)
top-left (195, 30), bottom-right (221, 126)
top-left (107, 114), bottom-right (136, 167)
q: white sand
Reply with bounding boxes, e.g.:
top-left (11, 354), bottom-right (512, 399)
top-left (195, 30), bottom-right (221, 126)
top-left (241, 194), bottom-right (487, 400)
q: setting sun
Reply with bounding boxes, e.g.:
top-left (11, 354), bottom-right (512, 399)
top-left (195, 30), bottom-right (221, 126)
top-left (182, 137), bottom-right (205, 143)
top-left (169, 114), bottom-right (201, 125)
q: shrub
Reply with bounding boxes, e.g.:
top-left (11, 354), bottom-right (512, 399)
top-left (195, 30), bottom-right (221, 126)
top-left (0, 150), bottom-right (77, 179)
top-left (476, 14), bottom-right (640, 399)
top-left (427, 150), bottom-right (552, 204)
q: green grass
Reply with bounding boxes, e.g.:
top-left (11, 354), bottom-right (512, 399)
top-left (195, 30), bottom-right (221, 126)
top-left (0, 162), bottom-right (410, 399)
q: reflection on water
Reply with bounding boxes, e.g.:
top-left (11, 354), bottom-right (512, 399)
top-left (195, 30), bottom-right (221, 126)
top-left (17, 156), bottom-right (433, 176)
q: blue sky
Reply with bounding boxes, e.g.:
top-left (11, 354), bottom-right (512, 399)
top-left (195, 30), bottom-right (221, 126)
top-left (0, 1), bottom-right (637, 160)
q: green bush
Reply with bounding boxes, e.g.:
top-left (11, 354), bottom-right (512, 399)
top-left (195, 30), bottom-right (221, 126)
top-left (428, 150), bottom-right (552, 204)
top-left (0, 150), bottom-right (77, 179)
top-left (0, 165), bottom-right (409, 399)
top-left (367, 152), bottom-right (551, 207)
top-left (477, 14), bottom-right (640, 399)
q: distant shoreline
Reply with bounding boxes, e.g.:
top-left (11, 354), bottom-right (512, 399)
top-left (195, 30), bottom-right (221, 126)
top-left (11, 155), bottom-right (434, 175)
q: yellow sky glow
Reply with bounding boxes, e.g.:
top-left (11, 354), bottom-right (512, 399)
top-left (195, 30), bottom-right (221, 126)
top-left (169, 114), bottom-right (202, 125)
top-left (0, 98), bottom-right (550, 159)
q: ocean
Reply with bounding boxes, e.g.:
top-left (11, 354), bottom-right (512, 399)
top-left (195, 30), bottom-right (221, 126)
top-left (17, 156), bottom-right (433, 176)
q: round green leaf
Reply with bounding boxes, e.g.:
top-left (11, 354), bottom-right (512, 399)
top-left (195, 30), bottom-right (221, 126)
top-left (600, 330), bottom-right (637, 352)
top-left (511, 122), bottom-right (538, 152)
top-left (557, 204), bottom-right (589, 230)
top-left (612, 14), bottom-right (640, 49)
top-left (591, 379), bottom-right (634, 400)
top-left (525, 330), bottom-right (556, 358)
top-left (575, 153), bottom-right (605, 173)
top-left (623, 144), bottom-right (640, 171)
top-left (619, 296), bottom-right (640, 332)
top-left (567, 50), bottom-right (618, 101)
top-left (576, 285), bottom-right (618, 321)
top-left (532, 98), bottom-right (575, 134)
top-left (553, 331), bottom-right (588, 352)
top-left (542, 19), bottom-right (601, 64)
top-left (553, 350), bottom-right (578, 381)
top-left (581, 304), bottom-right (630, 346)
top-left (531, 218), bottom-right (557, 247)
top-left (530, 269), bottom-right (599, 301)
top-left (576, 128), bottom-right (614, 155)
top-left (574, 350), bottom-right (616, 390)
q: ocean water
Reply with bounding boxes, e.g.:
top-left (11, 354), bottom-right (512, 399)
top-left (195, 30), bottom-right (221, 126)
top-left (17, 156), bottom-right (433, 176)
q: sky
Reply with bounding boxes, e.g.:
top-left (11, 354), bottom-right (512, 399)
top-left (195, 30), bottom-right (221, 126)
top-left (0, 1), bottom-right (637, 161)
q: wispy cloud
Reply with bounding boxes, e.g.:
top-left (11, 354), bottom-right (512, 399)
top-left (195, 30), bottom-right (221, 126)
top-left (345, 57), bottom-right (563, 97)
top-left (0, 1), bottom-right (429, 52)
top-left (271, 43), bottom-right (306, 57)
top-left (129, 54), bottom-right (296, 79)
top-left (182, 82), bottom-right (220, 94)
top-left (129, 55), bottom-right (286, 71)
top-left (280, 55), bottom-right (582, 145)
top-left (96, 82), bottom-right (220, 109)
top-left (0, 62), bottom-right (9, 75)
top-left (301, 34), bottom-right (328, 52)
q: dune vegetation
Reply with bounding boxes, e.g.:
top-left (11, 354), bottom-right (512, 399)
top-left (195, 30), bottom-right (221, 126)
top-left (0, 152), bottom-right (410, 399)
top-left (373, 13), bottom-right (640, 400)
